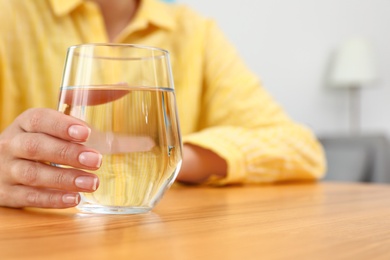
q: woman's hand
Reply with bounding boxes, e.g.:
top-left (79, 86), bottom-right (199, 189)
top-left (0, 108), bottom-right (101, 208)
top-left (177, 143), bottom-right (227, 184)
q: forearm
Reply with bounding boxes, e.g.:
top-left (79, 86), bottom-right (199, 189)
top-left (178, 123), bottom-right (326, 185)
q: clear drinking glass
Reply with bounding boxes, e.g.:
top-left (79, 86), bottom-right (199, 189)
top-left (57, 44), bottom-right (182, 214)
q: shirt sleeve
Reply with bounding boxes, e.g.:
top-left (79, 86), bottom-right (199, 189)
top-left (182, 20), bottom-right (326, 185)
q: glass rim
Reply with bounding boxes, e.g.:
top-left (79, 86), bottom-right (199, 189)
top-left (68, 43), bottom-right (169, 54)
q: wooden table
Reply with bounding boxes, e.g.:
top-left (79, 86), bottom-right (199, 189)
top-left (1, 181), bottom-right (390, 260)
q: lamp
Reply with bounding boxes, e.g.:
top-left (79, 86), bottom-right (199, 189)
top-left (328, 37), bottom-right (378, 134)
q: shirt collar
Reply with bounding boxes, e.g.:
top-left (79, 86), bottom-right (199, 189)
top-left (138, 0), bottom-right (176, 31)
top-left (48, 0), bottom-right (176, 31)
top-left (49, 0), bottom-right (82, 17)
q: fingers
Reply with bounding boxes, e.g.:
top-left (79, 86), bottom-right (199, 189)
top-left (16, 108), bottom-right (91, 142)
top-left (0, 185), bottom-right (81, 209)
top-left (8, 160), bottom-right (99, 192)
top-left (0, 158), bottom-right (99, 209)
top-left (0, 108), bottom-right (102, 209)
top-left (11, 133), bottom-right (102, 170)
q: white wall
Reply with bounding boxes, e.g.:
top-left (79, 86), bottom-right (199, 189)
top-left (178, 0), bottom-right (390, 137)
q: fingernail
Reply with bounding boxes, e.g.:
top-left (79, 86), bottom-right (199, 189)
top-left (62, 194), bottom-right (80, 204)
top-left (75, 176), bottom-right (99, 191)
top-left (78, 152), bottom-right (102, 168)
top-left (68, 125), bottom-right (91, 141)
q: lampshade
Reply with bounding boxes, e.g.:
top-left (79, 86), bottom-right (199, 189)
top-left (328, 37), bottom-right (378, 88)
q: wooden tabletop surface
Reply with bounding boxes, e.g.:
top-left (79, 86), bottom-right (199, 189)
top-left (1, 181), bottom-right (390, 260)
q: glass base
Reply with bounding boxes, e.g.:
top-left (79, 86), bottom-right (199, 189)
top-left (77, 204), bottom-right (152, 215)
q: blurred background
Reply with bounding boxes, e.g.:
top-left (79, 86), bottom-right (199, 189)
top-left (168, 0), bottom-right (390, 183)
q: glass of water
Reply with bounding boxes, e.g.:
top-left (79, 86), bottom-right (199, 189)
top-left (57, 44), bottom-right (182, 214)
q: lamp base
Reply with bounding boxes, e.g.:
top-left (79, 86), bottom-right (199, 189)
top-left (349, 86), bottom-right (361, 135)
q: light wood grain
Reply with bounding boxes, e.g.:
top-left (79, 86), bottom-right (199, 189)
top-left (1, 181), bottom-right (390, 260)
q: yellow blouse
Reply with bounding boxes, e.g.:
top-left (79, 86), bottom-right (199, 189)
top-left (0, 0), bottom-right (326, 184)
